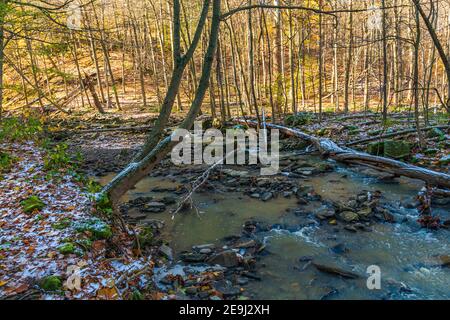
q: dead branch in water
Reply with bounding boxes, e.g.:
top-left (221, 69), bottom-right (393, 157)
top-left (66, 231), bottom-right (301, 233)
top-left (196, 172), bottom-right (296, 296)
top-left (171, 150), bottom-right (236, 219)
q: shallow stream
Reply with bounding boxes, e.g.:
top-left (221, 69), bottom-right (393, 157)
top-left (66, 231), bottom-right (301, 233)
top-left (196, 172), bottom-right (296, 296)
top-left (98, 155), bottom-right (450, 300)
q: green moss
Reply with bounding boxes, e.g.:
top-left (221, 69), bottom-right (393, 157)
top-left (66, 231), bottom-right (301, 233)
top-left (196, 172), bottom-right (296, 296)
top-left (382, 119), bottom-right (398, 128)
top-left (52, 218), bottom-right (71, 230)
top-left (285, 113), bottom-right (314, 126)
top-left (427, 128), bottom-right (445, 139)
top-left (40, 276), bottom-right (62, 292)
top-left (368, 140), bottom-right (411, 159)
top-left (95, 193), bottom-right (113, 216)
top-left (316, 128), bottom-right (331, 137)
top-left (76, 239), bottom-right (93, 251)
top-left (73, 218), bottom-right (112, 240)
top-left (367, 141), bottom-right (384, 156)
top-left (20, 196), bottom-right (45, 213)
top-left (384, 140), bottom-right (411, 159)
top-left (86, 179), bottom-right (102, 194)
top-left (345, 125), bottom-right (358, 131)
top-left (0, 152), bottom-right (14, 172)
top-left (58, 242), bottom-right (76, 255)
top-left (136, 227), bottom-right (154, 248)
top-left (131, 290), bottom-right (144, 300)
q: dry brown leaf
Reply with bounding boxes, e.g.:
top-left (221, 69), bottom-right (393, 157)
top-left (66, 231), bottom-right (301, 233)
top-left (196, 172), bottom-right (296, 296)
top-left (96, 287), bottom-right (119, 300)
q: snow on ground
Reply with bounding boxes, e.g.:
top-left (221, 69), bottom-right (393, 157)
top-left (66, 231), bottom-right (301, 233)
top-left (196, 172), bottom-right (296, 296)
top-left (0, 141), bottom-right (154, 299)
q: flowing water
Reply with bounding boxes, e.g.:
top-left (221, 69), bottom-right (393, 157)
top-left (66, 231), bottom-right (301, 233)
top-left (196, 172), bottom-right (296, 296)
top-left (97, 156), bottom-right (450, 300)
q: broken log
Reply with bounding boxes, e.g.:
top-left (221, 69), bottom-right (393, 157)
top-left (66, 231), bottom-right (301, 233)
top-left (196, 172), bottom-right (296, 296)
top-left (238, 120), bottom-right (450, 190)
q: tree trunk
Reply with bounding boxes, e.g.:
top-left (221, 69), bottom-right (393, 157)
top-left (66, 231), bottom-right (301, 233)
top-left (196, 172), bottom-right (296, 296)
top-left (102, 0), bottom-right (221, 205)
top-left (413, 0), bottom-right (450, 113)
top-left (133, 0), bottom-right (211, 162)
top-left (413, 4), bottom-right (425, 148)
top-left (343, 7), bottom-right (353, 113)
top-left (381, 0), bottom-right (389, 123)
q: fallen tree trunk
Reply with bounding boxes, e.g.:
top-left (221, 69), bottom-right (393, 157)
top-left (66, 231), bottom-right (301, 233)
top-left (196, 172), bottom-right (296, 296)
top-left (346, 125), bottom-right (449, 146)
top-left (238, 120), bottom-right (450, 189)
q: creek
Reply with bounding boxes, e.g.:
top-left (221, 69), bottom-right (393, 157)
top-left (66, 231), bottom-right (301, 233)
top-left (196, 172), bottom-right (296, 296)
top-left (97, 154), bottom-right (450, 300)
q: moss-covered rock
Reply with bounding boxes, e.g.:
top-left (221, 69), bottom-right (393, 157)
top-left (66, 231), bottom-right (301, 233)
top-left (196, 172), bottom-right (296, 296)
top-left (384, 140), bottom-right (411, 159)
top-left (73, 218), bottom-right (112, 240)
top-left (40, 276), bottom-right (62, 292)
top-left (367, 141), bottom-right (384, 156)
top-left (58, 242), bottom-right (76, 255)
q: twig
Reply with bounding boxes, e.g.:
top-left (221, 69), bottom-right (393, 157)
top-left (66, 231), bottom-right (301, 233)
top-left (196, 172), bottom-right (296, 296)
top-left (171, 150), bottom-right (236, 219)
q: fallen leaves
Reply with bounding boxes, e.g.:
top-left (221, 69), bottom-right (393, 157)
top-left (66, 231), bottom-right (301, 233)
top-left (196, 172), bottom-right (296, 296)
top-left (0, 141), bottom-right (156, 300)
top-left (97, 286), bottom-right (120, 300)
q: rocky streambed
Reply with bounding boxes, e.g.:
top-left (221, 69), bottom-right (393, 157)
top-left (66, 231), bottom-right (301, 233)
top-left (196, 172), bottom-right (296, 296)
top-left (91, 150), bottom-right (450, 300)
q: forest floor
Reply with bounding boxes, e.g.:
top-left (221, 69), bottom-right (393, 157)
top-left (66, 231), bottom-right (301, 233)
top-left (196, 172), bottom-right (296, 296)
top-left (0, 139), bottom-right (162, 300)
top-left (1, 108), bottom-right (449, 300)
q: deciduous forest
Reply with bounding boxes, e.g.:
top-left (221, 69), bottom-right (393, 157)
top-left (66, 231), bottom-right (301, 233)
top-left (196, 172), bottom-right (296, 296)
top-left (0, 0), bottom-right (449, 301)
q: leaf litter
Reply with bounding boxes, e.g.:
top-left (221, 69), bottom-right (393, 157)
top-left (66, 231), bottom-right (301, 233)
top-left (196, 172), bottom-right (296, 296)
top-left (0, 141), bottom-right (156, 299)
